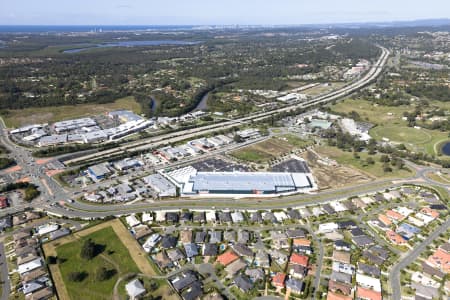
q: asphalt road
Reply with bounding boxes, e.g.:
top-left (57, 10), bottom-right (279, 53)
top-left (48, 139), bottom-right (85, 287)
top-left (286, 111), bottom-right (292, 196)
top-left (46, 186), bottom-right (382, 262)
top-left (63, 46), bottom-right (390, 166)
top-left (390, 217), bottom-right (450, 300)
top-left (0, 243), bottom-right (10, 300)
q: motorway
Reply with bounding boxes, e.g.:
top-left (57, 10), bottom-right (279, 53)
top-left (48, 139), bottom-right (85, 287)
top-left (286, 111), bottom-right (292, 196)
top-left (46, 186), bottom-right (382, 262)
top-left (390, 217), bottom-right (450, 300)
top-left (0, 43), bottom-right (447, 221)
top-left (62, 46), bottom-right (390, 166)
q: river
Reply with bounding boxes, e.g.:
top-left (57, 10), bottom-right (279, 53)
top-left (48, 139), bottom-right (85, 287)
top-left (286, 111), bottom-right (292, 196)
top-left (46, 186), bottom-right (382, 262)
top-left (193, 92), bottom-right (209, 111)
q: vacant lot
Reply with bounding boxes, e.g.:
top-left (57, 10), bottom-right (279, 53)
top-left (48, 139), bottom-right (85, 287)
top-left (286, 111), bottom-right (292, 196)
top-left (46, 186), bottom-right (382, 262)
top-left (230, 136), bottom-right (308, 163)
top-left (43, 219), bottom-right (155, 300)
top-left (2, 96), bottom-right (141, 128)
top-left (314, 146), bottom-right (414, 179)
top-left (302, 149), bottom-right (372, 189)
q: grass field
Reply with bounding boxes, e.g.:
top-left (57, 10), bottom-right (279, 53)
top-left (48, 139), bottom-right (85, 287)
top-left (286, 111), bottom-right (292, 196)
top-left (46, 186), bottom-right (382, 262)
top-left (44, 219), bottom-right (156, 300)
top-left (332, 98), bottom-right (449, 158)
top-left (230, 135), bottom-right (310, 163)
top-left (1, 96), bottom-right (142, 128)
top-left (56, 226), bottom-right (139, 300)
top-left (315, 145), bottom-right (414, 179)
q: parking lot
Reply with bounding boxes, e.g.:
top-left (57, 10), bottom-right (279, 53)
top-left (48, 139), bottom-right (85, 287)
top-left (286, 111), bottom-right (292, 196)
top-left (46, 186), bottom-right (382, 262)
top-left (271, 158), bottom-right (310, 173)
top-left (191, 157), bottom-right (250, 172)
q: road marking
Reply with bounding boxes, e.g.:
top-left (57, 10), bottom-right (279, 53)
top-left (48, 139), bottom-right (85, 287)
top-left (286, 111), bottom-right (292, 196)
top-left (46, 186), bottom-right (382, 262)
top-left (41, 178), bottom-right (54, 196)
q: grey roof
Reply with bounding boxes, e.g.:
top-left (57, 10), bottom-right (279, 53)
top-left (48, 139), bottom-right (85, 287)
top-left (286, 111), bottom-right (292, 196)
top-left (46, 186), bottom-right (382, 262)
top-left (334, 240), bottom-right (351, 250)
top-left (182, 281), bottom-right (203, 300)
top-left (237, 230), bottom-right (250, 244)
top-left (250, 212), bottom-right (262, 223)
top-left (218, 212), bottom-right (232, 223)
top-left (362, 250), bottom-right (385, 265)
top-left (189, 172), bottom-right (312, 193)
top-left (193, 212), bottom-right (205, 223)
top-left (330, 271), bottom-right (352, 284)
top-left (224, 230), bottom-right (236, 242)
top-left (23, 281), bottom-right (44, 294)
top-left (233, 243), bottom-right (253, 258)
top-left (369, 245), bottom-right (389, 260)
top-left (166, 212), bottom-right (179, 223)
top-left (184, 243), bottom-right (199, 258)
top-left (167, 248), bottom-right (185, 262)
top-left (203, 243), bottom-right (217, 256)
top-left (287, 210), bottom-right (301, 220)
top-left (143, 174), bottom-right (177, 197)
top-left (234, 274), bottom-right (253, 292)
top-left (161, 235), bottom-right (178, 249)
top-left (209, 231), bottom-right (222, 243)
top-left (286, 278), bottom-right (305, 293)
top-left (180, 212), bottom-right (193, 222)
top-left (322, 204), bottom-right (336, 214)
top-left (338, 220), bottom-right (357, 229)
top-left (172, 272), bottom-right (197, 292)
top-left (194, 232), bottom-right (207, 244)
top-left (412, 282), bottom-right (439, 299)
top-left (353, 235), bottom-right (374, 247)
top-left (357, 263), bottom-right (381, 277)
top-left (125, 279), bottom-right (146, 298)
top-left (0, 216), bottom-right (12, 231)
top-left (286, 229), bottom-right (306, 238)
top-left (245, 268), bottom-right (265, 281)
top-left (49, 228), bottom-right (71, 240)
top-left (350, 228), bottom-right (365, 237)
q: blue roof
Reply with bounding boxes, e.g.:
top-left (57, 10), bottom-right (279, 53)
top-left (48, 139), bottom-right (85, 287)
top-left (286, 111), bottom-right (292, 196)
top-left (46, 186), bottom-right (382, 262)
top-left (398, 223), bottom-right (420, 234)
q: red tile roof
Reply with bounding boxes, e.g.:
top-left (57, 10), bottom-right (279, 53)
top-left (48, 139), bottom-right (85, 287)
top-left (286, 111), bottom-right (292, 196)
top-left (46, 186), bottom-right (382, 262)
top-left (326, 291), bottom-right (353, 300)
top-left (272, 272), bottom-right (286, 287)
top-left (427, 248), bottom-right (450, 274)
top-left (357, 286), bottom-right (382, 300)
top-left (216, 250), bottom-right (239, 266)
top-left (386, 230), bottom-right (407, 245)
top-left (293, 238), bottom-right (311, 247)
top-left (290, 253), bottom-right (309, 267)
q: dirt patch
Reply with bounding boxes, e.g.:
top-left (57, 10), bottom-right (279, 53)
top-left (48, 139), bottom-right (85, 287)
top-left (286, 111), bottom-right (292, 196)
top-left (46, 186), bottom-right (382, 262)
top-left (302, 150), bottom-right (373, 190)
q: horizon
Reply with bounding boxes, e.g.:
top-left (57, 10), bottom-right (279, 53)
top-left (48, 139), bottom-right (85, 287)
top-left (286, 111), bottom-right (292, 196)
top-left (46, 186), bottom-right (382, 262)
top-left (0, 17), bottom-right (449, 28)
top-left (2, 0), bottom-right (450, 26)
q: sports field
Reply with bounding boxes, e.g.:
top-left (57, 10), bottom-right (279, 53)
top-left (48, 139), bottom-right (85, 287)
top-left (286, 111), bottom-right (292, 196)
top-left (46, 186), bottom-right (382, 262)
top-left (332, 98), bottom-right (449, 157)
top-left (43, 219), bottom-right (156, 300)
top-left (1, 96), bottom-right (141, 128)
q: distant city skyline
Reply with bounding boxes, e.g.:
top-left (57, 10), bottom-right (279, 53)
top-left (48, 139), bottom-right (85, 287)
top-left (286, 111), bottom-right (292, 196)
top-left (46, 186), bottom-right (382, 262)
top-left (1, 0), bottom-right (450, 25)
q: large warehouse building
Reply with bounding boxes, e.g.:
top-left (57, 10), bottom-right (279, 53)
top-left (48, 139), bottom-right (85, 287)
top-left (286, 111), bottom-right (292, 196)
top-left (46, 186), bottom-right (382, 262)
top-left (163, 164), bottom-right (316, 198)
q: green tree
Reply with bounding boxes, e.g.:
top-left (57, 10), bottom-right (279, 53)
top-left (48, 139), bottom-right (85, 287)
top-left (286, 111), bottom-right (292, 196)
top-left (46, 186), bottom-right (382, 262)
top-left (80, 238), bottom-right (96, 260)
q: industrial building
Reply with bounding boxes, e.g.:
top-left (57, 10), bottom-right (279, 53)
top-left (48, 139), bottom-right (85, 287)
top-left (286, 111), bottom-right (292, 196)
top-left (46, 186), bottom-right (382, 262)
top-left (163, 165), bottom-right (316, 198)
top-left (143, 174), bottom-right (177, 197)
top-left (87, 163), bottom-right (112, 181)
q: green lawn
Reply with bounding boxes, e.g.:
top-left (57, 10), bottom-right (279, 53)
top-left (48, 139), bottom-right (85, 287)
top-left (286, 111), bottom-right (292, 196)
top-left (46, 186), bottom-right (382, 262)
top-left (316, 145), bottom-right (414, 178)
top-left (56, 227), bottom-right (140, 300)
top-left (370, 126), bottom-right (432, 144)
top-left (1, 96), bottom-right (142, 128)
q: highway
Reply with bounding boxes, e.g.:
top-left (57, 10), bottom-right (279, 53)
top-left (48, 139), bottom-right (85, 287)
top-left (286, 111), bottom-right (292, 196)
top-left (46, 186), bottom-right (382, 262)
top-left (63, 46), bottom-right (390, 166)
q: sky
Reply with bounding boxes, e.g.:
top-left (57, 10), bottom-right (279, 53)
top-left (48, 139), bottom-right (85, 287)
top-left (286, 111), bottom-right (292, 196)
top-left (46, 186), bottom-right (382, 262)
top-left (1, 0), bottom-right (450, 25)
